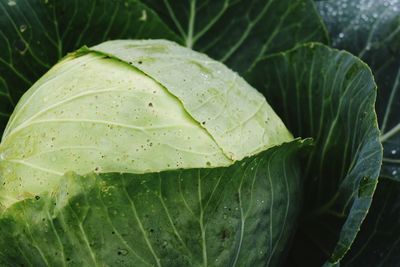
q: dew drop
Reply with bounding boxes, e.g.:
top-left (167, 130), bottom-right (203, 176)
top-left (361, 14), bottom-right (368, 21)
top-left (393, 170), bottom-right (398, 176)
top-left (139, 10), bottom-right (147, 21)
top-left (19, 24), bottom-right (27, 33)
top-left (338, 32), bottom-right (344, 38)
top-left (7, 0), bottom-right (16, 6)
top-left (391, 149), bottom-right (397, 155)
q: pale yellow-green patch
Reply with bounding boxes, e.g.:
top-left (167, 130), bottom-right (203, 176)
top-left (92, 40), bottom-right (293, 160)
top-left (0, 40), bottom-right (292, 207)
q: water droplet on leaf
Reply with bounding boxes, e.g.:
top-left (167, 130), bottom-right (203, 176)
top-left (139, 10), bottom-right (147, 21)
top-left (19, 24), bottom-right (27, 32)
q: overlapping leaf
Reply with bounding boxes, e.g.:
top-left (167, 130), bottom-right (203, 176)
top-left (141, 0), bottom-right (328, 73)
top-left (0, 0), bottom-right (387, 266)
top-left (246, 43), bottom-right (382, 266)
top-left (317, 0), bottom-right (400, 181)
top-left (316, 1), bottom-right (400, 265)
top-left (0, 140), bottom-right (306, 267)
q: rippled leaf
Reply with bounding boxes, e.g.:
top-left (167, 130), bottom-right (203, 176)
top-left (317, 0), bottom-right (400, 180)
top-left (246, 43), bottom-right (382, 266)
top-left (316, 1), bottom-right (400, 265)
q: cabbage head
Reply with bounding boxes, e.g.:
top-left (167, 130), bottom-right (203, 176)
top-left (0, 40), bottom-right (306, 266)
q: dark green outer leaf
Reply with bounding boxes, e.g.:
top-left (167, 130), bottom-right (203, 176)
top-left (0, 0), bottom-right (179, 135)
top-left (141, 0), bottom-right (329, 73)
top-left (317, 0), bottom-right (400, 181)
top-left (339, 178), bottom-right (400, 267)
top-left (245, 43), bottom-right (382, 266)
top-left (0, 140), bottom-right (308, 267)
top-left (316, 1), bottom-right (400, 265)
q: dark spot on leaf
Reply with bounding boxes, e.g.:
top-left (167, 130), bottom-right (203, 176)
top-left (148, 102), bottom-right (153, 107)
top-left (235, 192), bottom-right (240, 203)
top-left (35, 195), bottom-right (40, 200)
top-left (220, 229), bottom-right (230, 241)
top-left (138, 61), bottom-right (142, 64)
top-left (117, 249), bottom-right (128, 256)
